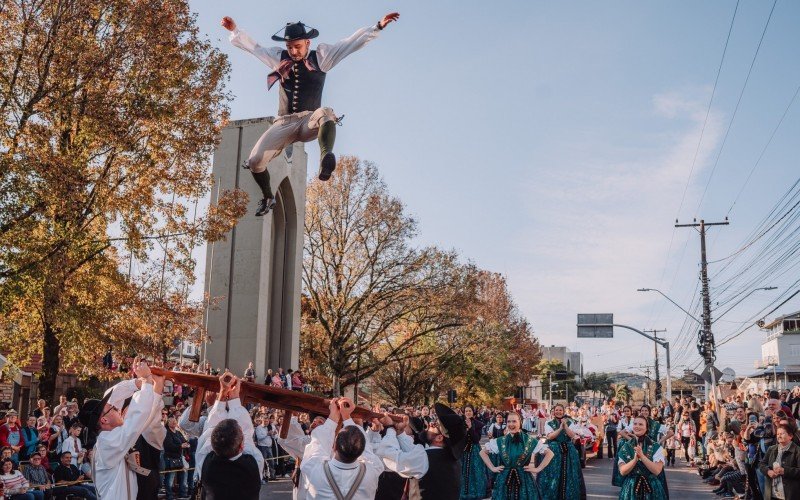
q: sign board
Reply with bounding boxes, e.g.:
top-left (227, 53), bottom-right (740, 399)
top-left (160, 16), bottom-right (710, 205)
top-left (700, 365), bottom-right (724, 385)
top-left (577, 313), bottom-right (614, 338)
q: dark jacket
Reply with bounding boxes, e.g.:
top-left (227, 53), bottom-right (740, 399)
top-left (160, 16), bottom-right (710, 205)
top-left (163, 428), bottom-right (187, 460)
top-left (201, 451), bottom-right (260, 500)
top-left (759, 441), bottom-right (800, 500)
top-left (419, 448), bottom-right (460, 500)
top-left (53, 463), bottom-right (82, 483)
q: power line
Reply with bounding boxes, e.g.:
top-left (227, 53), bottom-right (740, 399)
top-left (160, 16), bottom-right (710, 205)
top-left (646, 0), bottom-right (741, 330)
top-left (726, 83), bottom-right (800, 217)
top-left (695, 0), bottom-right (780, 216)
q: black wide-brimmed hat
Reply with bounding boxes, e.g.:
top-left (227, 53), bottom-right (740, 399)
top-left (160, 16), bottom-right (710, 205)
top-left (77, 390), bottom-right (112, 433)
top-left (272, 22), bottom-right (319, 42)
top-left (434, 402), bottom-right (467, 460)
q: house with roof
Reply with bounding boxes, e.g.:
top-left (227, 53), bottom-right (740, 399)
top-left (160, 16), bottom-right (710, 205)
top-left (750, 310), bottom-right (800, 390)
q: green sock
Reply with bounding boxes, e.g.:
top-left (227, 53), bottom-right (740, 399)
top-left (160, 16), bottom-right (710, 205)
top-left (318, 120), bottom-right (336, 157)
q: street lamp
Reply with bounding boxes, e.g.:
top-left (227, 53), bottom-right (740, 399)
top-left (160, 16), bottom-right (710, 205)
top-left (712, 287), bottom-right (777, 323)
top-left (637, 288), bottom-right (702, 324)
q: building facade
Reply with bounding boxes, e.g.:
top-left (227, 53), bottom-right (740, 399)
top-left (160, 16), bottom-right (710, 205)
top-left (540, 345), bottom-right (584, 383)
top-left (751, 311), bottom-right (800, 389)
top-left (203, 117), bottom-right (306, 378)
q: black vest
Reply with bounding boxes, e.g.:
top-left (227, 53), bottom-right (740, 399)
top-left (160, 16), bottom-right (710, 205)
top-left (375, 471), bottom-right (406, 500)
top-left (201, 452), bottom-right (261, 500)
top-left (134, 435), bottom-right (162, 500)
top-left (277, 50), bottom-right (327, 116)
top-left (419, 448), bottom-right (460, 500)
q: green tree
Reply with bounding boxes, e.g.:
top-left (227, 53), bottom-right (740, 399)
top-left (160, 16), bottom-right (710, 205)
top-left (613, 383), bottom-right (633, 405)
top-left (0, 0), bottom-right (245, 399)
top-left (583, 372), bottom-right (615, 402)
top-left (302, 157), bottom-right (472, 396)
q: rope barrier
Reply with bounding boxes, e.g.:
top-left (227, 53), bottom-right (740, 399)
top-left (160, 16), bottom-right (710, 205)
top-left (158, 454), bottom-right (295, 474)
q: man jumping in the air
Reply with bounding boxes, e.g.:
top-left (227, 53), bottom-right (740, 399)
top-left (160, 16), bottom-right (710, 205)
top-left (222, 12), bottom-right (400, 216)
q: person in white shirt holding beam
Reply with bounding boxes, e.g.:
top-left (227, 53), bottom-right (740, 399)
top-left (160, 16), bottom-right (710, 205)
top-left (78, 358), bottom-right (164, 499)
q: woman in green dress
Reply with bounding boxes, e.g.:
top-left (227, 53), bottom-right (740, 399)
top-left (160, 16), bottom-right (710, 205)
top-left (478, 412), bottom-right (554, 500)
top-left (537, 404), bottom-right (587, 500)
top-left (461, 405), bottom-right (490, 500)
top-left (615, 415), bottom-right (668, 500)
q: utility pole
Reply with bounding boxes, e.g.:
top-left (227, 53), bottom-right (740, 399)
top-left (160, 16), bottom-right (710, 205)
top-left (645, 329), bottom-right (667, 402)
top-left (676, 218), bottom-right (729, 402)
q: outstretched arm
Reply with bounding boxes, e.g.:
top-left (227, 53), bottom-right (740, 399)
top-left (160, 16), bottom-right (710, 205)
top-left (222, 16), bottom-right (282, 69)
top-left (316, 12), bottom-right (399, 73)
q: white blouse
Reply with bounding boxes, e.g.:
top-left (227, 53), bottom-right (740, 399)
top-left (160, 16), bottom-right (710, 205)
top-left (485, 437), bottom-right (547, 456)
top-left (618, 446), bottom-right (665, 465)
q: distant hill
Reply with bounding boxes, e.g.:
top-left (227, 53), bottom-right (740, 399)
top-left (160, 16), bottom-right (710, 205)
top-left (597, 372), bottom-right (653, 388)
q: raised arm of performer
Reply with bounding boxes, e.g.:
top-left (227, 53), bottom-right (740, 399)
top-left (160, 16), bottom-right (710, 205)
top-left (372, 414), bottom-right (428, 479)
top-left (103, 371), bottom-right (166, 449)
top-left (195, 373), bottom-right (264, 478)
top-left (223, 12), bottom-right (399, 73)
top-left (300, 397), bottom-right (384, 495)
top-left (179, 390), bottom-right (216, 439)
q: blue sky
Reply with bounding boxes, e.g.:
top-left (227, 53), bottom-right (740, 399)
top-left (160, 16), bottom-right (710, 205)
top-left (187, 0), bottom-right (800, 379)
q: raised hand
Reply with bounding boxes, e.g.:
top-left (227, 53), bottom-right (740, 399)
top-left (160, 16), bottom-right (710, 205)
top-left (134, 359), bottom-right (152, 381)
top-left (338, 397), bottom-right (355, 421)
top-left (371, 419), bottom-right (383, 432)
top-left (221, 16), bottom-right (236, 32)
top-left (328, 398), bottom-right (341, 423)
top-left (379, 12), bottom-right (400, 29)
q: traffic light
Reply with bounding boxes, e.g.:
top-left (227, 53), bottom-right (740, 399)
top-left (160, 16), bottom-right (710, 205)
top-left (447, 389), bottom-right (457, 403)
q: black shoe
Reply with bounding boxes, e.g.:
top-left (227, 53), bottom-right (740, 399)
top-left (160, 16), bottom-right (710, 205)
top-left (256, 197), bottom-right (276, 216)
top-left (318, 152), bottom-right (336, 181)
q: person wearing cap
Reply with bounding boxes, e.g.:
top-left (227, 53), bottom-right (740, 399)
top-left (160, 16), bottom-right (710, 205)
top-left (376, 403), bottom-right (464, 500)
top-left (220, 11), bottom-right (400, 216)
top-left (195, 372), bottom-right (264, 500)
top-left (78, 359), bottom-right (163, 499)
top-left (0, 410), bottom-right (25, 463)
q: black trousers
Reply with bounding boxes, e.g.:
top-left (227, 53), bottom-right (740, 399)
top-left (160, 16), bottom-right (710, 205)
top-left (681, 436), bottom-right (692, 462)
top-left (605, 429), bottom-right (618, 458)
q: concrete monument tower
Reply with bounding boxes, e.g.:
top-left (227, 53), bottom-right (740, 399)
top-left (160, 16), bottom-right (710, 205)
top-left (203, 117), bottom-right (305, 377)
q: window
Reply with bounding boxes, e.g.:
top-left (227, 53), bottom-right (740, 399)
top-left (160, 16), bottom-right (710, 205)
top-left (791, 344), bottom-right (800, 358)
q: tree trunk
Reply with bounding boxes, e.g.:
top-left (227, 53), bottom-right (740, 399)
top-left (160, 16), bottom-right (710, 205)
top-left (332, 374), bottom-right (341, 397)
top-left (39, 321), bottom-right (60, 402)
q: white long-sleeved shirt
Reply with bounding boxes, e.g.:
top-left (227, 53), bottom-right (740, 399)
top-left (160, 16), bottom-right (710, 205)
top-left (372, 428), bottom-right (428, 479)
top-left (301, 418), bottom-right (384, 500)
top-left (276, 417), bottom-right (310, 459)
top-left (178, 406), bottom-right (206, 439)
top-left (195, 398), bottom-right (264, 479)
top-left (61, 435), bottom-right (85, 466)
top-left (255, 425), bottom-right (275, 448)
top-left (105, 378), bottom-right (166, 450)
top-left (277, 417), bottom-right (312, 500)
top-left (93, 381), bottom-right (159, 500)
top-left (229, 24), bottom-right (381, 76)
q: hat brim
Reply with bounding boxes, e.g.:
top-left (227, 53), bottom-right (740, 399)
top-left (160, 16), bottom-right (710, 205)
top-left (79, 390), bottom-right (113, 432)
top-left (271, 29), bottom-right (319, 42)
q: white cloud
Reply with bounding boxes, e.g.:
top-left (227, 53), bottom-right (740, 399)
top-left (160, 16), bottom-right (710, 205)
top-left (509, 87), bottom-right (723, 372)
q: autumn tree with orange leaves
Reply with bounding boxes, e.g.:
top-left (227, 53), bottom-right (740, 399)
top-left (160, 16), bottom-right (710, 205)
top-left (301, 156), bottom-right (540, 403)
top-left (0, 0), bottom-right (246, 400)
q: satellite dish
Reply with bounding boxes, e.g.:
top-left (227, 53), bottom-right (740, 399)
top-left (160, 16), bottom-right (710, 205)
top-left (721, 367), bottom-right (736, 383)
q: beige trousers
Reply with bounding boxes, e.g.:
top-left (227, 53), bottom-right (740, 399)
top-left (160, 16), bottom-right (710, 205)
top-left (245, 107), bottom-right (336, 173)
